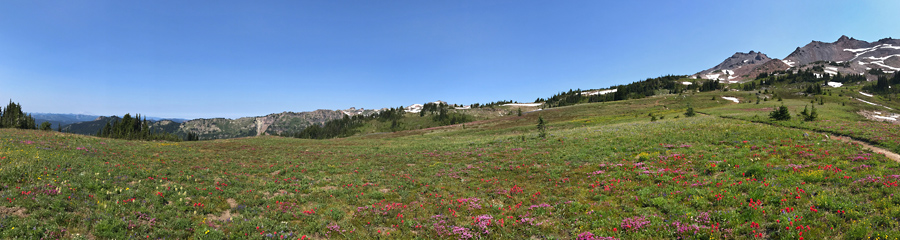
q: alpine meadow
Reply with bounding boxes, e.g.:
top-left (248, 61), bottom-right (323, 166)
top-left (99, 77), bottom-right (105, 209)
top-left (3, 1), bottom-right (900, 239)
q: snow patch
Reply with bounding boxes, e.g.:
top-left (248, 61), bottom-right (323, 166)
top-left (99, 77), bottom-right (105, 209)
top-left (865, 55), bottom-right (899, 61)
top-left (844, 47), bottom-right (873, 53)
top-left (827, 82), bottom-right (843, 88)
top-left (823, 66), bottom-right (839, 76)
top-left (582, 89), bottom-right (617, 96)
top-left (781, 59), bottom-right (796, 67)
top-left (862, 54), bottom-right (900, 71)
top-left (681, 81), bottom-right (693, 85)
top-left (721, 96), bottom-right (740, 103)
top-left (873, 115), bottom-right (897, 121)
top-left (859, 92), bottom-right (874, 97)
top-left (883, 44), bottom-right (900, 50)
top-left (705, 73), bottom-right (721, 79)
top-left (845, 44), bottom-right (900, 61)
top-left (855, 98), bottom-right (895, 110)
top-left (405, 104), bottom-right (424, 113)
top-left (871, 61), bottom-right (900, 71)
top-left (502, 103), bottom-right (543, 107)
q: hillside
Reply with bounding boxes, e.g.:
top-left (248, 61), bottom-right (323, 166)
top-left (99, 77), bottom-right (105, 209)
top-left (6, 80), bottom-right (900, 239)
top-left (29, 113), bottom-right (100, 130)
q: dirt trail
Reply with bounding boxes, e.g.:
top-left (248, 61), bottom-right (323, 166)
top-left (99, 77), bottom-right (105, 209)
top-left (830, 135), bottom-right (900, 162)
top-left (699, 112), bottom-right (900, 163)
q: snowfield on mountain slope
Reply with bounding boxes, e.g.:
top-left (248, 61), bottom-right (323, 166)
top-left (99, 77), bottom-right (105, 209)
top-left (781, 59), bottom-right (796, 67)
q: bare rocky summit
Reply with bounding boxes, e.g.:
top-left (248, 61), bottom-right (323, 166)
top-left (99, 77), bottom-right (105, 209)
top-left (696, 35), bottom-right (900, 82)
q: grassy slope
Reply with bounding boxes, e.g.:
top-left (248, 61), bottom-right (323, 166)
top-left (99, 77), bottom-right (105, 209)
top-left (703, 83), bottom-right (900, 154)
top-left (1, 91), bottom-right (899, 239)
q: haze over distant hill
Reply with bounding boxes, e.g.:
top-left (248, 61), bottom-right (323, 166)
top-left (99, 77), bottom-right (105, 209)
top-left (30, 113), bottom-right (188, 130)
top-left (62, 110), bottom-right (348, 140)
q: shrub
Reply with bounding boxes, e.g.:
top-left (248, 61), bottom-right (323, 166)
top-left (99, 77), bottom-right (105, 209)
top-left (684, 104), bottom-right (696, 117)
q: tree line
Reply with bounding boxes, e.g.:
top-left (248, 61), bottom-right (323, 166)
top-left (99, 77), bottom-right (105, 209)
top-left (290, 103), bottom-right (476, 140)
top-left (96, 113), bottom-right (182, 141)
top-left (538, 75), bottom-right (701, 108)
top-left (290, 106), bottom-right (407, 139)
top-left (863, 72), bottom-right (900, 94)
top-left (0, 100), bottom-right (39, 130)
top-left (747, 68), bottom-right (866, 90)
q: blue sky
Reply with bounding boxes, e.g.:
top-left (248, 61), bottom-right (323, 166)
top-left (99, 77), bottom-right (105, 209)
top-left (1, 1), bottom-right (897, 119)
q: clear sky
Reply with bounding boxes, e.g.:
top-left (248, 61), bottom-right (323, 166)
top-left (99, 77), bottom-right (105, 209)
top-left (1, 1), bottom-right (898, 119)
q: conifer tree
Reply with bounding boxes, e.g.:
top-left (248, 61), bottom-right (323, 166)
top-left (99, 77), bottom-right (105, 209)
top-left (537, 116), bottom-right (547, 138)
top-left (40, 121), bottom-right (52, 131)
top-left (769, 105), bottom-right (791, 121)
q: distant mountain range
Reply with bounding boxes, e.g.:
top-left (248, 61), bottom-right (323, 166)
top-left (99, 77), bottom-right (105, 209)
top-left (697, 35), bottom-right (899, 82)
top-left (30, 113), bottom-right (189, 130)
top-left (61, 110), bottom-right (349, 140)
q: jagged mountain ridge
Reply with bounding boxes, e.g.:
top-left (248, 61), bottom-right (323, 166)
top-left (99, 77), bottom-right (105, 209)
top-left (697, 35), bottom-right (900, 82)
top-left (696, 51), bottom-right (773, 82)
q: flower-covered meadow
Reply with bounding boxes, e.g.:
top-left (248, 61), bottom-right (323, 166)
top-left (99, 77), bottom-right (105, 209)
top-left (1, 94), bottom-right (899, 239)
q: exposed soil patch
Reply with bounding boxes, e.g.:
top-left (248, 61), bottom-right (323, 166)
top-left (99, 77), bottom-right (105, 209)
top-left (207, 209), bottom-right (235, 223)
top-left (263, 190), bottom-right (289, 199)
top-left (226, 198), bottom-right (238, 208)
top-left (858, 110), bottom-right (900, 124)
top-left (0, 206), bottom-right (27, 217)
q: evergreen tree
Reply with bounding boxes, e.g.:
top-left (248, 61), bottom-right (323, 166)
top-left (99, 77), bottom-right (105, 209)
top-left (799, 105), bottom-right (818, 121)
top-left (769, 105), bottom-right (791, 121)
top-left (537, 116), bottom-right (547, 139)
top-left (40, 121), bottom-right (52, 131)
top-left (0, 100), bottom-right (36, 129)
top-left (390, 120), bottom-right (401, 132)
top-left (184, 132), bottom-right (200, 141)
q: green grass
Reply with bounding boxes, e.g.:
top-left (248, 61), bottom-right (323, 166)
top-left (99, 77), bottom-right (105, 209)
top-left (703, 88), bottom-right (900, 154)
top-left (2, 91), bottom-right (900, 239)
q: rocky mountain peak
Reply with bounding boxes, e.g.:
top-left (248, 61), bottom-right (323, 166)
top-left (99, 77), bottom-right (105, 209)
top-left (695, 36), bottom-right (900, 83)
